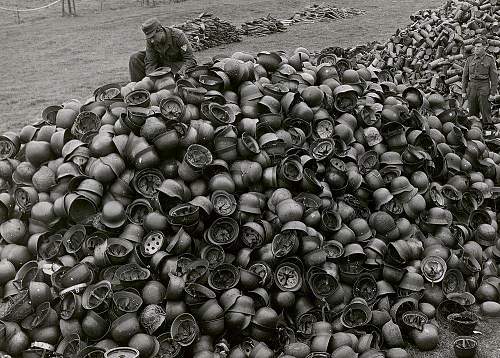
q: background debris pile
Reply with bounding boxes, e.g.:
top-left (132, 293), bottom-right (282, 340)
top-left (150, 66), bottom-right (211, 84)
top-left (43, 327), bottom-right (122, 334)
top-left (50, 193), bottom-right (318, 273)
top-left (240, 14), bottom-right (287, 37)
top-left (174, 13), bottom-right (241, 52)
top-left (282, 3), bottom-right (366, 25)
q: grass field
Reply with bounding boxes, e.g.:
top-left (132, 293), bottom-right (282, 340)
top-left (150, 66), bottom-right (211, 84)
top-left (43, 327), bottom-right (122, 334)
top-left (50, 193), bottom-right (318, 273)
top-left (0, 0), bottom-right (442, 133)
top-left (0, 0), bottom-right (500, 357)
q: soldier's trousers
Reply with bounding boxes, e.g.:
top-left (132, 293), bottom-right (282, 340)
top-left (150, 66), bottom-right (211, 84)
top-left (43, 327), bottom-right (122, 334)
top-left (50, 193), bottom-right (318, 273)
top-left (467, 80), bottom-right (492, 124)
top-left (129, 51), bottom-right (147, 83)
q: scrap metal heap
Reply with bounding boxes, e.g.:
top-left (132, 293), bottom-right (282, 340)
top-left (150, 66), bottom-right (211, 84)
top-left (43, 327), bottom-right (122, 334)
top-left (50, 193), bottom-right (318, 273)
top-left (240, 15), bottom-right (287, 37)
top-left (334, 0), bottom-right (500, 100)
top-left (173, 13), bottom-right (242, 52)
top-left (283, 3), bottom-right (366, 25)
top-left (0, 1), bottom-right (499, 358)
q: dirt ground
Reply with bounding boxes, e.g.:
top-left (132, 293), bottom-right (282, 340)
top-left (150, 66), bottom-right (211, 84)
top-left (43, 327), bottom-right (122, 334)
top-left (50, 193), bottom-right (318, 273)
top-left (2, 1), bottom-right (500, 355)
top-left (0, 0), bottom-right (439, 133)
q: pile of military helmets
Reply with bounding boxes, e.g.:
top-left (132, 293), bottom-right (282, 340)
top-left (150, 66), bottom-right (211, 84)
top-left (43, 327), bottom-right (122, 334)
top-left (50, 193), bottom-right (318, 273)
top-left (0, 44), bottom-right (500, 358)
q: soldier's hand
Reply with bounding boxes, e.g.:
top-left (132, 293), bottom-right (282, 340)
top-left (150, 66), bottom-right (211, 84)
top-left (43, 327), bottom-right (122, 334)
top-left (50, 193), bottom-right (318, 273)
top-left (489, 95), bottom-right (495, 102)
top-left (461, 92), bottom-right (467, 98)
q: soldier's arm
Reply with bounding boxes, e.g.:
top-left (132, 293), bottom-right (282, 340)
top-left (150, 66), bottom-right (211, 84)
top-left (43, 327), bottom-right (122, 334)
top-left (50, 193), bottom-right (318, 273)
top-left (462, 58), bottom-right (469, 93)
top-left (144, 43), bottom-right (160, 76)
top-left (490, 57), bottom-right (498, 96)
top-left (175, 30), bottom-right (197, 74)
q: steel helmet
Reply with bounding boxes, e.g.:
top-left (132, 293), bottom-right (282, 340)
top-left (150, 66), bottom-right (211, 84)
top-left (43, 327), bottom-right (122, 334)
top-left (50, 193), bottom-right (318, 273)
top-left (101, 201), bottom-right (127, 228)
top-left (425, 207), bottom-right (453, 226)
top-left (390, 176), bottom-right (413, 195)
top-left (381, 121), bottom-right (406, 148)
top-left (370, 211), bottom-right (396, 235)
top-left (334, 124), bottom-right (355, 144)
top-left (331, 224), bottom-right (356, 245)
top-left (403, 194), bottom-right (426, 219)
top-left (257, 95), bottom-right (281, 115)
top-left (352, 276), bottom-right (378, 309)
top-left (288, 51), bottom-right (308, 70)
top-left (301, 86), bottom-right (324, 108)
top-left (317, 63), bottom-right (339, 83)
top-left (356, 67), bottom-right (372, 81)
top-left (365, 169), bottom-right (384, 190)
top-left (364, 238), bottom-right (388, 259)
top-left (402, 87), bottom-right (424, 109)
top-left (342, 69), bottom-right (361, 85)
top-left (377, 280), bottom-right (396, 297)
top-left (239, 193), bottom-right (262, 215)
top-left (475, 223), bottom-right (497, 247)
top-left (399, 272), bottom-right (424, 292)
top-left (380, 81), bottom-right (397, 95)
top-left (411, 171), bottom-right (430, 194)
top-left (380, 107), bottom-right (399, 123)
top-left (358, 150), bottom-right (380, 175)
top-left (445, 153), bottom-right (462, 174)
top-left (336, 113), bottom-right (358, 131)
top-left (421, 256), bottom-right (447, 283)
top-left (427, 93), bottom-right (446, 109)
top-left (349, 218), bottom-right (372, 242)
top-left (373, 188), bottom-right (394, 210)
top-left (379, 151), bottom-right (403, 166)
top-left (322, 78), bottom-right (341, 93)
top-left (340, 301), bottom-right (372, 329)
top-left (13, 161), bottom-right (37, 186)
top-left (343, 243), bottom-right (367, 263)
top-left (290, 102), bottom-right (314, 122)
top-left (251, 306), bottom-right (278, 330)
top-left (363, 127), bottom-right (383, 147)
top-left (407, 129), bottom-right (423, 146)
top-left (471, 182), bottom-right (492, 199)
top-left (333, 85), bottom-right (358, 113)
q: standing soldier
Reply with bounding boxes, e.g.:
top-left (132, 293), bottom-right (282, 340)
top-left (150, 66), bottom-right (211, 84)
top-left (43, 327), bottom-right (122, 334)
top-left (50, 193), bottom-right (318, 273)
top-left (129, 18), bottom-right (197, 82)
top-left (462, 37), bottom-right (499, 128)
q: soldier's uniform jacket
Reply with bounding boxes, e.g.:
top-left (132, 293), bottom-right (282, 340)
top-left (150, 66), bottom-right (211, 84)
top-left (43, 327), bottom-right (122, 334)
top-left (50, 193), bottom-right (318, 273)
top-left (462, 53), bottom-right (498, 96)
top-left (145, 26), bottom-right (197, 75)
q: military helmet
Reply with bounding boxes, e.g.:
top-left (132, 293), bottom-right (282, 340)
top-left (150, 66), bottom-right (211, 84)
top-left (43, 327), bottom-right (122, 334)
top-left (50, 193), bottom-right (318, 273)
top-left (377, 280), bottom-right (396, 297)
top-left (342, 69), bottom-right (361, 84)
top-left (365, 170), bottom-right (384, 191)
top-left (445, 153), bottom-right (462, 173)
top-left (425, 207), bottom-right (452, 226)
top-left (334, 124), bottom-right (355, 144)
top-left (370, 211), bottom-right (396, 235)
top-left (411, 171), bottom-right (430, 194)
top-left (349, 218), bottom-right (372, 242)
top-left (336, 113), bottom-right (358, 130)
top-left (476, 223), bottom-right (497, 247)
top-left (402, 87), bottom-right (424, 109)
top-left (379, 151), bottom-right (403, 166)
top-left (399, 272), bottom-right (424, 292)
top-left (427, 93), bottom-right (446, 109)
top-left (391, 176), bottom-right (413, 195)
top-left (421, 256), bottom-right (447, 283)
top-left (372, 188), bottom-right (394, 210)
